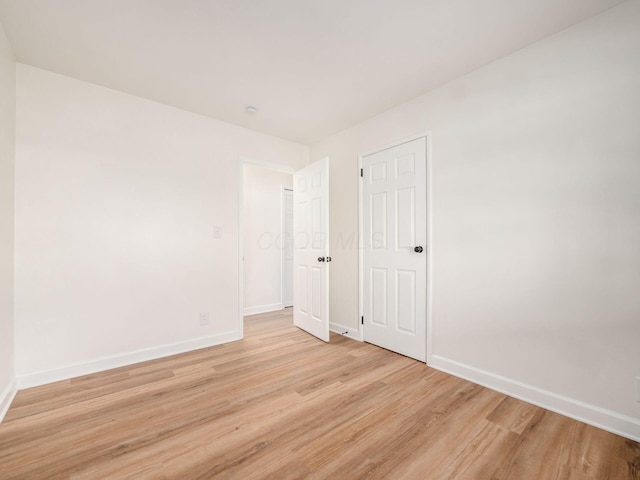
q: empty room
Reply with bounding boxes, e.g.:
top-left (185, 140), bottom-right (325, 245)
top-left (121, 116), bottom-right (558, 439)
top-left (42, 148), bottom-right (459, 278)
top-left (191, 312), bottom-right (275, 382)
top-left (0, 1), bottom-right (639, 478)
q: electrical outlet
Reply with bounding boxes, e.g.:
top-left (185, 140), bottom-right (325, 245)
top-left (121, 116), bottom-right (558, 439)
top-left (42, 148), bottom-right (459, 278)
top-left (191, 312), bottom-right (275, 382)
top-left (199, 312), bottom-right (210, 326)
top-left (636, 376), bottom-right (640, 402)
top-left (213, 226), bottom-right (223, 238)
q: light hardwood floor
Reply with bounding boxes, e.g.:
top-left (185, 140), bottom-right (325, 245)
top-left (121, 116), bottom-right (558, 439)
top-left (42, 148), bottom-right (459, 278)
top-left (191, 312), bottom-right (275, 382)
top-left (1, 309), bottom-right (638, 479)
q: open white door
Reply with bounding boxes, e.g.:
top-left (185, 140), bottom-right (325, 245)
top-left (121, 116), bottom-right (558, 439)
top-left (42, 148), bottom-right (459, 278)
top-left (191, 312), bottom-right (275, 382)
top-left (293, 158), bottom-right (330, 342)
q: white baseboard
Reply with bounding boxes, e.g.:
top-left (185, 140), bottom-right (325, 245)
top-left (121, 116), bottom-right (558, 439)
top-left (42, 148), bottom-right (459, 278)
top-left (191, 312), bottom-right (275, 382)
top-left (17, 330), bottom-right (243, 390)
top-left (330, 322), bottom-right (363, 342)
top-left (243, 303), bottom-right (284, 316)
top-left (0, 377), bottom-right (17, 423)
top-left (429, 354), bottom-right (640, 443)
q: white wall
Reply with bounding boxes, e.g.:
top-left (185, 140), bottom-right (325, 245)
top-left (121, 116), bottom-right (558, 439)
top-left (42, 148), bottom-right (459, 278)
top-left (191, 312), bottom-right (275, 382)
top-left (0, 21), bottom-right (16, 420)
top-left (14, 65), bottom-right (308, 385)
top-left (311, 1), bottom-right (640, 439)
top-left (243, 164), bottom-right (292, 315)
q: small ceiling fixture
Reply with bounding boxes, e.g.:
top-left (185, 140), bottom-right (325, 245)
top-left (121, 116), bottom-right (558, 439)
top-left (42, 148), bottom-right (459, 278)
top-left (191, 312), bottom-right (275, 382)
top-left (246, 106), bottom-right (257, 114)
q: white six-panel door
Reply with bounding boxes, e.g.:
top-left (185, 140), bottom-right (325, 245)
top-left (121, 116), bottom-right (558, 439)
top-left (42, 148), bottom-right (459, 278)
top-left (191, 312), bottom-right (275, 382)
top-left (293, 158), bottom-right (330, 342)
top-left (362, 138), bottom-right (427, 361)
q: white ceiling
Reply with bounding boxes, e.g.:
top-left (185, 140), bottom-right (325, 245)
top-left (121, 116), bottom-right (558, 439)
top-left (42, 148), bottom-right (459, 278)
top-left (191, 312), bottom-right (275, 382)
top-left (0, 0), bottom-right (626, 144)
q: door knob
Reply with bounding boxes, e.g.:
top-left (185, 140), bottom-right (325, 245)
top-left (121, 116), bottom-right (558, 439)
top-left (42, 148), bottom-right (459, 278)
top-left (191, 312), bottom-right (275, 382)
top-left (414, 246), bottom-right (424, 253)
top-left (318, 256), bottom-right (326, 262)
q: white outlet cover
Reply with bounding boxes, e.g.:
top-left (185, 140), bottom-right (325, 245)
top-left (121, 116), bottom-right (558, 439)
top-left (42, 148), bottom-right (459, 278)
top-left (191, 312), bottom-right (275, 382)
top-left (199, 312), bottom-right (210, 326)
top-left (637, 376), bottom-right (640, 402)
top-left (213, 226), bottom-right (223, 238)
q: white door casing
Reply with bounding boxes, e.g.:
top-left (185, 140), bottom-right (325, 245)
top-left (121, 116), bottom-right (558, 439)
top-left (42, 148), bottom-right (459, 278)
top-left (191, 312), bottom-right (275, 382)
top-left (282, 188), bottom-right (294, 308)
top-left (293, 158), bottom-right (330, 342)
top-left (362, 137), bottom-right (427, 361)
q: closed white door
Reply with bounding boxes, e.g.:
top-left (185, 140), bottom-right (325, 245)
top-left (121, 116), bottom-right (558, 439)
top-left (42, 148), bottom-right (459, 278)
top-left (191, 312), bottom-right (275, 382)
top-left (362, 137), bottom-right (427, 361)
top-left (293, 158), bottom-right (330, 342)
top-left (282, 189), bottom-right (294, 308)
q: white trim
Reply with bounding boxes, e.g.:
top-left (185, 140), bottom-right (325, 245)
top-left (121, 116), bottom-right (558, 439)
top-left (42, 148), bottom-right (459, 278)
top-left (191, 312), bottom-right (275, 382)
top-left (0, 378), bottom-right (17, 423)
top-left (239, 156), bottom-right (296, 175)
top-left (323, 157), bottom-right (331, 337)
top-left (330, 322), bottom-right (363, 342)
top-left (359, 132), bottom-right (431, 158)
top-left (17, 330), bottom-right (242, 389)
top-left (430, 354), bottom-right (640, 443)
top-left (358, 155), bottom-right (364, 337)
top-left (281, 186), bottom-right (294, 309)
top-left (239, 157), bottom-right (297, 336)
top-left (281, 186), bottom-right (285, 309)
top-left (244, 303), bottom-right (285, 316)
top-left (238, 160), bottom-right (245, 339)
top-left (358, 132), bottom-right (433, 362)
top-left (425, 134), bottom-right (433, 364)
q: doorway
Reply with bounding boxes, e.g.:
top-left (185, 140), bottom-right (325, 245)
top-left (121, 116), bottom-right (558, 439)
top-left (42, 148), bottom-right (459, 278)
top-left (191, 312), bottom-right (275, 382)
top-left (239, 157), bottom-right (331, 344)
top-left (359, 136), bottom-right (430, 362)
top-left (242, 163), bottom-right (294, 317)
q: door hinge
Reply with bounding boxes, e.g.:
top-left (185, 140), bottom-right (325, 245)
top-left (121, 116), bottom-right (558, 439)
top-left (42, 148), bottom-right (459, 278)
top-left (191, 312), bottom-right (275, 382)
top-left (361, 316), bottom-right (364, 325)
top-left (360, 168), bottom-right (363, 177)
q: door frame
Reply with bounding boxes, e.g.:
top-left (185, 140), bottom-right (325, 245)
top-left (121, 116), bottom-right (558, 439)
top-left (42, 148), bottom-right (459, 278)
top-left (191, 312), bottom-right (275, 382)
top-left (357, 132), bottom-right (434, 364)
top-left (281, 186), bottom-right (294, 308)
top-left (238, 157), bottom-right (296, 339)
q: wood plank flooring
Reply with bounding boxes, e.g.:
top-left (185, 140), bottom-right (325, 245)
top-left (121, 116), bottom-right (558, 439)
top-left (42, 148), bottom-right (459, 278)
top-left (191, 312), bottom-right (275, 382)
top-left (0, 309), bottom-right (638, 479)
